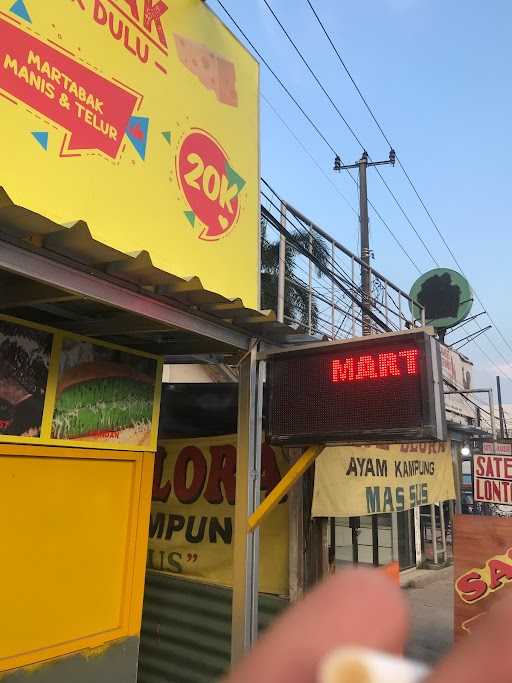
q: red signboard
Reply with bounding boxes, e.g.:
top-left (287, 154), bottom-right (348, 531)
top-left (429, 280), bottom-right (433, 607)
top-left (483, 441), bottom-right (512, 455)
top-left (267, 330), bottom-right (445, 445)
top-left (454, 515), bottom-right (512, 638)
top-left (474, 453), bottom-right (512, 505)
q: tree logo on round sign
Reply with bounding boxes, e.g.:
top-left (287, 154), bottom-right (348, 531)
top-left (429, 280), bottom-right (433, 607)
top-left (177, 129), bottom-right (246, 241)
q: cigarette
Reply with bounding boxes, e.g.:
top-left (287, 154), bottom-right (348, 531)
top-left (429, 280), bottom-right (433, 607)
top-left (318, 647), bottom-right (430, 683)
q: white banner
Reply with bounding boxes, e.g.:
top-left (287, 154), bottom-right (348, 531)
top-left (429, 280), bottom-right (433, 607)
top-left (440, 344), bottom-right (474, 423)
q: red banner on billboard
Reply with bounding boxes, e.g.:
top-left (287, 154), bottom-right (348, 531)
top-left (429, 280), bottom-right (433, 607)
top-left (0, 17), bottom-right (138, 158)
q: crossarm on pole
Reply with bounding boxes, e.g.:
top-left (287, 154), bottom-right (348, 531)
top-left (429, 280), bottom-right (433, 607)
top-left (247, 444), bottom-right (325, 532)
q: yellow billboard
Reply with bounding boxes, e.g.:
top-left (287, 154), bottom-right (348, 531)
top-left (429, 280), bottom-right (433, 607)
top-left (0, 0), bottom-right (259, 307)
top-left (149, 435), bottom-right (289, 596)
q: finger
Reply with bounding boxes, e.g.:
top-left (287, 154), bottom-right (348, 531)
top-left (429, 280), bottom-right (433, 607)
top-left (427, 596), bottom-right (512, 683)
top-left (223, 568), bottom-right (408, 683)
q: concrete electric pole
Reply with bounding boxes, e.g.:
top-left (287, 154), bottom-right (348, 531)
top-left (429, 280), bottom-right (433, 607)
top-left (333, 149), bottom-right (396, 567)
top-left (334, 149), bottom-right (395, 334)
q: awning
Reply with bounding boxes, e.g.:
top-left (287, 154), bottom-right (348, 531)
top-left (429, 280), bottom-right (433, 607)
top-left (447, 422), bottom-right (491, 437)
top-left (0, 187), bottom-right (306, 357)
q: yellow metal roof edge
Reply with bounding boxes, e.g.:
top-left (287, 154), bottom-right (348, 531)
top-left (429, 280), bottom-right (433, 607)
top-left (0, 186), bottom-right (303, 341)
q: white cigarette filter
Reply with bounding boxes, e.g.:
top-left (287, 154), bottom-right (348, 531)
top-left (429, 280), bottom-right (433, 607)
top-left (318, 647), bottom-right (430, 683)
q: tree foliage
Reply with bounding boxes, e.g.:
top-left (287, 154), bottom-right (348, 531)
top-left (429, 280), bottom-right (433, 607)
top-left (260, 217), bottom-right (329, 333)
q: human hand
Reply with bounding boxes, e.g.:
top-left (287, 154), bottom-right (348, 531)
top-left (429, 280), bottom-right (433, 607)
top-left (222, 568), bottom-right (512, 683)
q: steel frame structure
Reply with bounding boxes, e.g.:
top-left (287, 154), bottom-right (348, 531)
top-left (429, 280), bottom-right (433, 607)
top-left (0, 238), bottom-right (251, 351)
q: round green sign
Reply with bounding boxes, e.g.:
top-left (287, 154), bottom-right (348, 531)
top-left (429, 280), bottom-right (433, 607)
top-left (409, 268), bottom-right (473, 330)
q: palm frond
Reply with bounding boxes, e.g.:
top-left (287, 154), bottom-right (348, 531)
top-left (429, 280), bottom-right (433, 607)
top-left (260, 217), bottom-right (325, 332)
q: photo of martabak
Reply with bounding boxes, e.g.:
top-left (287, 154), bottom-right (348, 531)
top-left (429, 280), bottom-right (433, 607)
top-left (51, 337), bottom-right (157, 446)
top-left (0, 319), bottom-right (52, 437)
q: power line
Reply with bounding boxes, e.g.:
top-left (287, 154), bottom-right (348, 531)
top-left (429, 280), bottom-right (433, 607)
top-left (260, 94), bottom-right (358, 217)
top-left (215, 0), bottom-right (512, 384)
top-left (305, 0), bottom-right (393, 147)
top-left (263, 186), bottom-right (413, 334)
top-left (262, 183), bottom-right (366, 298)
top-left (212, 0), bottom-right (422, 276)
top-left (471, 336), bottom-right (512, 384)
top-left (261, 238), bottom-right (362, 336)
top-left (261, 192), bottom-right (397, 332)
top-left (372, 166), bottom-right (440, 266)
top-left (261, 0), bottom-right (365, 149)
top-left (304, 0), bottom-right (512, 364)
top-left (261, 0), bottom-right (437, 271)
top-left (262, 177), bottom-right (418, 308)
top-left (212, 0), bottom-right (338, 156)
top-left (365, 198), bottom-right (421, 274)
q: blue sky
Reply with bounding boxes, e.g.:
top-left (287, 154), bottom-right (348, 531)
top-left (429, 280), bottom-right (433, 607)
top-left (209, 0), bottom-right (512, 404)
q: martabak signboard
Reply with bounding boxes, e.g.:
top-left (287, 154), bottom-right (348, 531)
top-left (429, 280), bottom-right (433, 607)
top-left (267, 330), bottom-right (446, 445)
top-left (0, 0), bottom-right (259, 307)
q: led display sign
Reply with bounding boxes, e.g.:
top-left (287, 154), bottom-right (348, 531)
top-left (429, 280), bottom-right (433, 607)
top-left (267, 330), bottom-right (446, 445)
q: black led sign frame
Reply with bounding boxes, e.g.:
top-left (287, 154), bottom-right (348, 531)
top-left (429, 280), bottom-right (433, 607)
top-left (266, 330), bottom-right (446, 445)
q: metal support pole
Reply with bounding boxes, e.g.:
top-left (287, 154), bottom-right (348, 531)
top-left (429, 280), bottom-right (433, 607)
top-left (320, 518), bottom-right (330, 577)
top-left (413, 507), bottom-right (422, 567)
top-left (448, 501), bottom-right (454, 551)
top-left (439, 502), bottom-right (447, 562)
top-left (489, 388), bottom-right (496, 440)
top-left (430, 503), bottom-right (438, 565)
top-left (248, 444), bottom-right (325, 531)
top-left (277, 204), bottom-right (286, 324)
top-left (452, 441), bottom-right (463, 514)
top-left (371, 515), bottom-right (379, 566)
top-left (351, 256), bottom-right (356, 336)
top-left (308, 227), bottom-right (313, 335)
top-left (331, 240), bottom-right (336, 340)
top-left (391, 512), bottom-right (399, 562)
top-left (329, 517), bottom-right (336, 572)
top-left (497, 376), bottom-right (505, 439)
top-left (351, 517), bottom-right (359, 565)
top-left (359, 153), bottom-right (371, 335)
top-left (231, 344), bottom-right (263, 663)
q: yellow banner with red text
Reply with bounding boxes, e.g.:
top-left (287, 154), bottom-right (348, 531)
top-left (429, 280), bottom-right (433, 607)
top-left (149, 435), bottom-right (289, 596)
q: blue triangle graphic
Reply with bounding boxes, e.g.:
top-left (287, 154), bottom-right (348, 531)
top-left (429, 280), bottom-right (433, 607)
top-left (10, 0), bottom-right (31, 22)
top-left (32, 131), bottom-right (48, 150)
top-left (126, 116), bottom-right (149, 160)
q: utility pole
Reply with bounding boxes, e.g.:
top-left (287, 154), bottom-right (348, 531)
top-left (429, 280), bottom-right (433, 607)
top-left (496, 375), bottom-right (506, 439)
top-left (334, 149), bottom-right (395, 335)
top-left (334, 148), bottom-right (395, 568)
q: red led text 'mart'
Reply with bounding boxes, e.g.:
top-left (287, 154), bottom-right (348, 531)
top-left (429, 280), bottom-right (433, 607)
top-left (332, 348), bottom-right (419, 383)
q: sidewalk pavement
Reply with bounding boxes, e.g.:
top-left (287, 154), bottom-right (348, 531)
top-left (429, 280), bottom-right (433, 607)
top-left (402, 566), bottom-right (454, 665)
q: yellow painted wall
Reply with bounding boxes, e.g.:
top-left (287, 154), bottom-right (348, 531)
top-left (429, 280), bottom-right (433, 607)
top-left (0, 444), bottom-right (154, 672)
top-left (0, 0), bottom-right (259, 308)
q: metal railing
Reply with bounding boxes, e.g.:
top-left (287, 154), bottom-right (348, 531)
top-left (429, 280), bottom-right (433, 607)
top-left (260, 182), bottom-right (425, 340)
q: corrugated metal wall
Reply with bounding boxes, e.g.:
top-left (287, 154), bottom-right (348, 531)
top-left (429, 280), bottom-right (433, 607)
top-left (138, 571), bottom-right (288, 683)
